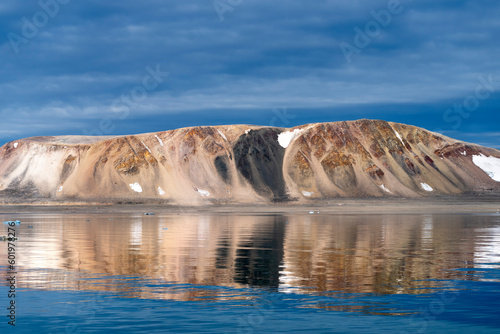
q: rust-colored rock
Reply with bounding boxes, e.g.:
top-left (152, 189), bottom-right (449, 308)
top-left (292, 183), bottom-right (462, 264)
top-left (0, 120), bottom-right (499, 204)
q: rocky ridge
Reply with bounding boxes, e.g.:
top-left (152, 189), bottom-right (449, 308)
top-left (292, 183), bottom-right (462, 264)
top-left (1, 120), bottom-right (499, 204)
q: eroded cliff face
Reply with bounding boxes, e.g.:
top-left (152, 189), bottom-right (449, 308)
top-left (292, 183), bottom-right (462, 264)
top-left (0, 120), bottom-right (499, 204)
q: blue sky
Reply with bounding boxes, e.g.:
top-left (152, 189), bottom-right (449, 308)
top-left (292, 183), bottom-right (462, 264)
top-left (1, 0), bottom-right (499, 148)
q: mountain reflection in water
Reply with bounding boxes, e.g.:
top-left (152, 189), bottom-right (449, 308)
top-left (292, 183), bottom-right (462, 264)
top-left (1, 212), bottom-right (499, 304)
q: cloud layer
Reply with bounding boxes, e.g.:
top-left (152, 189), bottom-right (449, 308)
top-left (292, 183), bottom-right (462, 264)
top-left (1, 0), bottom-right (499, 147)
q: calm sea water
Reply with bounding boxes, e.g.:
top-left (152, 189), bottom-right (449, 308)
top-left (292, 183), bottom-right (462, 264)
top-left (1, 211), bottom-right (500, 333)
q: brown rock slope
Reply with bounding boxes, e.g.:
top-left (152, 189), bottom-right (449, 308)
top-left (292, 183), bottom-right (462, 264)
top-left (0, 120), bottom-right (499, 204)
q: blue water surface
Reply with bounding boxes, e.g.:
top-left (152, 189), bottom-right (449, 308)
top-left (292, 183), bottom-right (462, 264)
top-left (0, 212), bottom-right (499, 333)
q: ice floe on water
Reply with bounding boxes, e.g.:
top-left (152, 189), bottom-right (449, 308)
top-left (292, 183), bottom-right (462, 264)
top-left (472, 154), bottom-right (500, 181)
top-left (379, 184), bottom-right (391, 193)
top-left (129, 182), bottom-right (143, 193)
top-left (278, 129), bottom-right (304, 148)
top-left (302, 191), bottom-right (313, 197)
top-left (420, 183), bottom-right (433, 191)
top-left (154, 135), bottom-right (164, 147)
top-left (157, 186), bottom-right (165, 196)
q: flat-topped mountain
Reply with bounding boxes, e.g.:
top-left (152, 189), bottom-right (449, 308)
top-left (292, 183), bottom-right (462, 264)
top-left (1, 120), bottom-right (499, 204)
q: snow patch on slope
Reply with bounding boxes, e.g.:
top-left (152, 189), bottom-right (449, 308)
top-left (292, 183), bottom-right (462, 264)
top-left (158, 186), bottom-right (165, 196)
top-left (13, 143), bottom-right (18, 148)
top-left (129, 182), bottom-right (143, 193)
top-left (278, 129), bottom-right (304, 148)
top-left (379, 184), bottom-right (391, 193)
top-left (141, 141), bottom-right (152, 154)
top-left (472, 154), bottom-right (500, 181)
top-left (394, 130), bottom-right (405, 145)
top-left (197, 188), bottom-right (210, 197)
top-left (154, 135), bottom-right (164, 147)
top-left (217, 130), bottom-right (227, 141)
top-left (302, 191), bottom-right (313, 197)
top-left (420, 183), bottom-right (433, 192)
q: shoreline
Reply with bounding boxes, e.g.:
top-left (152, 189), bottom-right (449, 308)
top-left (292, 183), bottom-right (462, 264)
top-left (1, 196), bottom-right (499, 215)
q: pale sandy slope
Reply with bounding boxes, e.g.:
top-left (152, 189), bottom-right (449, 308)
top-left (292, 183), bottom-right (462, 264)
top-left (0, 120), bottom-right (499, 204)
